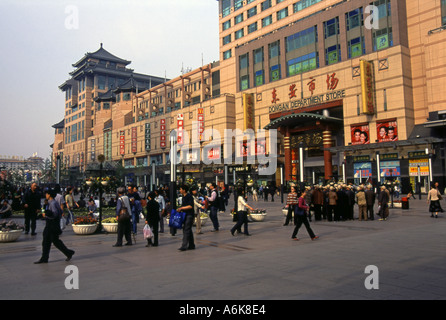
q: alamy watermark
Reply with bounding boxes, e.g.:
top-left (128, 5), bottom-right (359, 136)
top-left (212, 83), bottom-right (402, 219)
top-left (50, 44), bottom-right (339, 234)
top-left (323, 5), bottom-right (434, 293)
top-left (364, 265), bottom-right (379, 290)
top-left (65, 265), bottom-right (79, 290)
top-left (65, 5), bottom-right (79, 30)
top-left (170, 125), bottom-right (278, 176)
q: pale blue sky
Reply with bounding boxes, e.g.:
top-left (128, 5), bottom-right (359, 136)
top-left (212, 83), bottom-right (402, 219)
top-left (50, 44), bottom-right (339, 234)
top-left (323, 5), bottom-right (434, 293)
top-left (0, 0), bottom-right (219, 160)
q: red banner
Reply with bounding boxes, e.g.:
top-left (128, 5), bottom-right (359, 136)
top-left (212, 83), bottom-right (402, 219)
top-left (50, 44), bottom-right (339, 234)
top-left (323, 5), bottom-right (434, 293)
top-left (120, 130), bottom-right (125, 155)
top-left (160, 119), bottom-right (166, 148)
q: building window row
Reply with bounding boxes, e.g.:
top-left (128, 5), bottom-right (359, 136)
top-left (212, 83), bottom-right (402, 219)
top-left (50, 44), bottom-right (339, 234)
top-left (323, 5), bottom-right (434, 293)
top-left (238, 3), bottom-right (394, 91)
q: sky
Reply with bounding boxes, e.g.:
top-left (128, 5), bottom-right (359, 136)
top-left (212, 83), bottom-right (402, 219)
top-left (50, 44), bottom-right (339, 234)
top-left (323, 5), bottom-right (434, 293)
top-left (0, 0), bottom-right (220, 161)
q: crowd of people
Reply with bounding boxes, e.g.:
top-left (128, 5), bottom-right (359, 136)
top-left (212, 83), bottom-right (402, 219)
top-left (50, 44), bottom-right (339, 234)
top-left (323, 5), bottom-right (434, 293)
top-left (0, 178), bottom-right (444, 264)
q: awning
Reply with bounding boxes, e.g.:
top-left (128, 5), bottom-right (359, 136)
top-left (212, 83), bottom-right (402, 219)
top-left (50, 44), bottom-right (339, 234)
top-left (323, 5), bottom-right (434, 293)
top-left (264, 112), bottom-right (343, 130)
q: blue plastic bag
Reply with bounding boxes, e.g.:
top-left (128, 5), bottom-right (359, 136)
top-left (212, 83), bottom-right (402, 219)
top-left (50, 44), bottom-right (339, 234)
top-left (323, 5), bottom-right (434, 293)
top-left (169, 209), bottom-right (185, 229)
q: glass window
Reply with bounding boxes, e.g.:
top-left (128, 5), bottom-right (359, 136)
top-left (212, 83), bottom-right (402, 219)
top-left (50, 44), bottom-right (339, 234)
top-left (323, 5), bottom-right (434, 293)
top-left (248, 22), bottom-right (258, 34)
top-left (294, 0), bottom-right (323, 13)
top-left (442, 0), bottom-right (446, 25)
top-left (277, 7), bottom-right (288, 21)
top-left (348, 37), bottom-right (365, 58)
top-left (324, 17), bottom-right (339, 39)
top-left (223, 49), bottom-right (232, 60)
top-left (240, 54), bottom-right (249, 70)
top-left (287, 52), bottom-right (318, 76)
top-left (255, 70), bottom-right (264, 86)
top-left (261, 0), bottom-right (272, 11)
top-left (235, 13), bottom-right (244, 25)
top-left (247, 6), bottom-right (257, 18)
top-left (222, 20), bottom-right (231, 31)
top-left (373, 27), bottom-right (393, 51)
top-left (234, 0), bottom-right (243, 11)
top-left (97, 75), bottom-right (106, 90)
top-left (346, 8), bottom-right (363, 31)
top-left (222, 0), bottom-right (231, 18)
top-left (235, 28), bottom-right (244, 40)
top-left (269, 41), bottom-right (280, 59)
top-left (325, 45), bottom-right (341, 65)
top-left (270, 65), bottom-right (281, 82)
top-left (223, 34), bottom-right (231, 46)
top-left (286, 26), bottom-right (317, 52)
top-left (240, 75), bottom-right (250, 91)
top-left (262, 15), bottom-right (273, 27)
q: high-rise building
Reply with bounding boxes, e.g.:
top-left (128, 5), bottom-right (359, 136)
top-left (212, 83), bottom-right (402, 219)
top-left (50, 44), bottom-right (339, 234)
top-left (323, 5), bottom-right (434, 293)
top-left (216, 0), bottom-right (446, 192)
top-left (53, 44), bottom-right (165, 174)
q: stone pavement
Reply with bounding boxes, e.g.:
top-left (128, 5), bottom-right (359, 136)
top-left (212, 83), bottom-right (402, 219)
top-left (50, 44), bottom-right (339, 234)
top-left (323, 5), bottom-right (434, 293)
top-left (0, 195), bottom-right (445, 301)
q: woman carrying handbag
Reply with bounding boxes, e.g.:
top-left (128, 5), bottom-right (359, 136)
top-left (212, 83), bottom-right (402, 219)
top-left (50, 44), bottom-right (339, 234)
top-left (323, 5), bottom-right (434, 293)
top-left (291, 189), bottom-right (319, 241)
top-left (231, 188), bottom-right (254, 236)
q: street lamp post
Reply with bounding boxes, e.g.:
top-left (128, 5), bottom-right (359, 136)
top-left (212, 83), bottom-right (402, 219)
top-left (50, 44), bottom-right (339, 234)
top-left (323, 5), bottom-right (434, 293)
top-left (97, 154), bottom-right (105, 233)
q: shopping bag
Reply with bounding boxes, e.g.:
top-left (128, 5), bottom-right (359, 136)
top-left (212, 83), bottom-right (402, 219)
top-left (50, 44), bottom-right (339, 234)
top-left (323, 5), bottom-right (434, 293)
top-left (168, 209), bottom-right (185, 229)
top-left (143, 224), bottom-right (154, 240)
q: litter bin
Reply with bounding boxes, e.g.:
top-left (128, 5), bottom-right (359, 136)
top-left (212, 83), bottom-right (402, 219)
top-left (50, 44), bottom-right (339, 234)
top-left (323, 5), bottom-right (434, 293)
top-left (402, 197), bottom-right (409, 210)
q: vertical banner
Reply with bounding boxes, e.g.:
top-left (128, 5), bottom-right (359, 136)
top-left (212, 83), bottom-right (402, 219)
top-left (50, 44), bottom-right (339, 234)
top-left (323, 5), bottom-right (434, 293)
top-left (131, 127), bottom-right (137, 153)
top-left (177, 114), bottom-right (184, 145)
top-left (243, 93), bottom-right (254, 131)
top-left (91, 138), bottom-right (96, 161)
top-left (360, 60), bottom-right (375, 115)
top-left (145, 123), bottom-right (151, 151)
top-left (120, 130), bottom-right (125, 155)
top-left (197, 108), bottom-right (205, 141)
top-left (160, 119), bottom-right (166, 148)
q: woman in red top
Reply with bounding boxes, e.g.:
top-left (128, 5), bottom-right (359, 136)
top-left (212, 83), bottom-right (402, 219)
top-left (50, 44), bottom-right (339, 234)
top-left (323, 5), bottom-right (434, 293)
top-left (291, 189), bottom-right (319, 241)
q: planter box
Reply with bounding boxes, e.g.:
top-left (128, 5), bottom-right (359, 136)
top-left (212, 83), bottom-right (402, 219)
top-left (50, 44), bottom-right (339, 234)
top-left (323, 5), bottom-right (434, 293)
top-left (0, 230), bottom-right (22, 243)
top-left (249, 213), bottom-right (267, 222)
top-left (102, 223), bottom-right (118, 233)
top-left (72, 224), bottom-right (98, 235)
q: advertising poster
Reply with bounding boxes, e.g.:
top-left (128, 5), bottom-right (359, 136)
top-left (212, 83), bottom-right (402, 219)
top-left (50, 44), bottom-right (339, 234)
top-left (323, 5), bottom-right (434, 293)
top-left (380, 160), bottom-right (401, 177)
top-left (351, 124), bottom-right (370, 145)
top-left (377, 120), bottom-right (398, 142)
top-left (354, 162), bottom-right (372, 178)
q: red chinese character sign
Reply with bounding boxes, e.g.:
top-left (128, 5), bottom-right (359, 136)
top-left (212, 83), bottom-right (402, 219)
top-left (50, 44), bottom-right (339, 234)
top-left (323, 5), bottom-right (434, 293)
top-left (160, 119), bottom-right (166, 148)
top-left (177, 114), bottom-right (184, 145)
top-left (131, 127), bottom-right (137, 153)
top-left (326, 73), bottom-right (339, 90)
top-left (307, 77), bottom-right (316, 96)
top-left (119, 130), bottom-right (125, 155)
top-left (197, 108), bottom-right (205, 141)
top-left (271, 89), bottom-right (280, 104)
top-left (289, 84), bottom-right (297, 99)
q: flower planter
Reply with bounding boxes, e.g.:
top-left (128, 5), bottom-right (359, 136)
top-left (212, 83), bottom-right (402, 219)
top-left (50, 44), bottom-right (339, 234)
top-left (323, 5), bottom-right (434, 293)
top-left (102, 223), bottom-right (118, 233)
top-left (86, 181), bottom-right (93, 186)
top-left (249, 213), bottom-right (267, 222)
top-left (72, 224), bottom-right (98, 235)
top-left (0, 230), bottom-right (22, 243)
top-left (101, 181), bottom-right (108, 186)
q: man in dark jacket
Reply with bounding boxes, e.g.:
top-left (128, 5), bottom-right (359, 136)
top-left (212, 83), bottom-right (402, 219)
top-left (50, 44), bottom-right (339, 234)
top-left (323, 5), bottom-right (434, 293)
top-left (365, 185), bottom-right (376, 220)
top-left (311, 186), bottom-right (324, 221)
top-left (345, 186), bottom-right (355, 220)
top-left (34, 188), bottom-right (74, 264)
top-left (23, 182), bottom-right (41, 235)
top-left (145, 192), bottom-right (160, 247)
top-left (378, 186), bottom-right (390, 221)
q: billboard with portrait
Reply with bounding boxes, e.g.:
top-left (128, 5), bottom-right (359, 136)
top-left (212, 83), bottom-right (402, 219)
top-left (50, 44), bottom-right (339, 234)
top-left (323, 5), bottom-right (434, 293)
top-left (377, 120), bottom-right (398, 143)
top-left (351, 124), bottom-right (370, 145)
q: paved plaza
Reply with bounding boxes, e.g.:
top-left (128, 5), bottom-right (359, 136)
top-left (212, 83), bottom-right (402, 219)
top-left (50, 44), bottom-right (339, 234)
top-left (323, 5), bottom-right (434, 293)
top-left (0, 195), bottom-right (445, 301)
